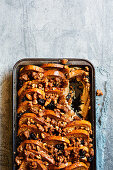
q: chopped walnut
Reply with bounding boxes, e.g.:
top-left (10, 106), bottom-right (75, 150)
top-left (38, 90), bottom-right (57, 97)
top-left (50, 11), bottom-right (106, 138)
top-left (31, 161), bottom-right (37, 169)
top-left (61, 59), bottom-right (68, 65)
top-left (26, 144), bottom-right (32, 150)
top-left (96, 89), bottom-right (103, 96)
top-left (20, 73), bottom-right (29, 81)
top-left (15, 156), bottom-right (23, 165)
top-left (24, 130), bottom-right (30, 139)
top-left (26, 94), bottom-right (32, 100)
top-left (90, 148), bottom-right (94, 156)
top-left (32, 72), bottom-right (44, 80)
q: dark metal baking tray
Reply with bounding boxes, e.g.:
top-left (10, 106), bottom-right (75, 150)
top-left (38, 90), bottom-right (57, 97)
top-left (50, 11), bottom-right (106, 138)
top-left (13, 58), bottom-right (96, 170)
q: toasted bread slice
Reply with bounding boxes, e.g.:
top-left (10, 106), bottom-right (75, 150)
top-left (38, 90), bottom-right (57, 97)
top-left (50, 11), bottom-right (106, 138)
top-left (42, 63), bottom-right (64, 69)
top-left (17, 140), bottom-right (47, 153)
top-left (45, 88), bottom-right (69, 97)
top-left (19, 113), bottom-right (45, 127)
top-left (44, 70), bottom-right (66, 79)
top-left (18, 161), bottom-right (28, 170)
top-left (64, 120), bottom-right (91, 132)
top-left (80, 98), bottom-right (90, 119)
top-left (26, 158), bottom-right (47, 170)
top-left (69, 70), bottom-right (85, 79)
top-left (44, 136), bottom-right (70, 145)
top-left (42, 63), bottom-right (70, 75)
top-left (65, 146), bottom-right (89, 153)
top-left (79, 81), bottom-right (90, 119)
top-left (65, 162), bottom-right (88, 170)
top-left (17, 101), bottom-right (43, 114)
top-left (20, 65), bottom-right (44, 73)
top-left (66, 129), bottom-right (89, 139)
top-left (18, 80), bottom-right (43, 97)
top-left (18, 124), bottom-right (38, 138)
top-left (43, 110), bottom-right (65, 122)
top-left (25, 150), bottom-right (55, 164)
top-left (19, 88), bottom-right (45, 102)
top-left (17, 101), bottom-right (32, 114)
top-left (45, 89), bottom-right (64, 96)
top-left (49, 162), bottom-right (72, 169)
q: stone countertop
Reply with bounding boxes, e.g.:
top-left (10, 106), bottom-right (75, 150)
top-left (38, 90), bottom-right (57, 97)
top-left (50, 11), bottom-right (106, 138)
top-left (0, 0), bottom-right (113, 170)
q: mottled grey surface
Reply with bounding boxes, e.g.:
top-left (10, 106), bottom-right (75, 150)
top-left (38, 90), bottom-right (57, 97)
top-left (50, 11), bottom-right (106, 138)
top-left (0, 0), bottom-right (113, 169)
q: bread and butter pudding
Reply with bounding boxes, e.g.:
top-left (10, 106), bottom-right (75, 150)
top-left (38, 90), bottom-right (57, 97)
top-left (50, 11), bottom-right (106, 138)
top-left (15, 60), bottom-right (94, 170)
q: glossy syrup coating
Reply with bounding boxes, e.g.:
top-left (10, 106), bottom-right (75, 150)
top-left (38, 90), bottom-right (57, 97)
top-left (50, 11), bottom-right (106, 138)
top-left (15, 61), bottom-right (94, 169)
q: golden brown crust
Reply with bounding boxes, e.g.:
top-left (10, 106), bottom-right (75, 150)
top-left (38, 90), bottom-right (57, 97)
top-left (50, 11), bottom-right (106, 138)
top-left (17, 101), bottom-right (43, 115)
top-left (18, 80), bottom-right (43, 97)
top-left (65, 162), bottom-right (88, 170)
top-left (19, 113), bottom-right (45, 127)
top-left (25, 150), bottom-right (55, 164)
top-left (49, 162), bottom-right (72, 169)
top-left (18, 161), bottom-right (28, 170)
top-left (19, 88), bottom-right (45, 102)
top-left (44, 136), bottom-right (70, 145)
top-left (64, 120), bottom-right (91, 132)
top-left (17, 101), bottom-right (32, 114)
top-left (42, 63), bottom-right (70, 74)
top-left (44, 70), bottom-right (66, 79)
top-left (43, 110), bottom-right (65, 121)
top-left (17, 140), bottom-right (48, 153)
top-left (66, 129), bottom-right (89, 139)
top-left (20, 65), bottom-right (44, 73)
top-left (64, 146), bottom-right (89, 153)
top-left (79, 81), bottom-right (90, 119)
top-left (26, 158), bottom-right (47, 170)
top-left (45, 89), bottom-right (64, 96)
top-left (42, 63), bottom-right (64, 69)
top-left (68, 69), bottom-right (86, 79)
top-left (18, 124), bottom-right (38, 137)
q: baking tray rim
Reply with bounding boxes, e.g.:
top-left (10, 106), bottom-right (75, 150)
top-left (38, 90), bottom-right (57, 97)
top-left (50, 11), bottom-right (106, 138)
top-left (12, 58), bottom-right (96, 170)
top-left (13, 58), bottom-right (95, 72)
